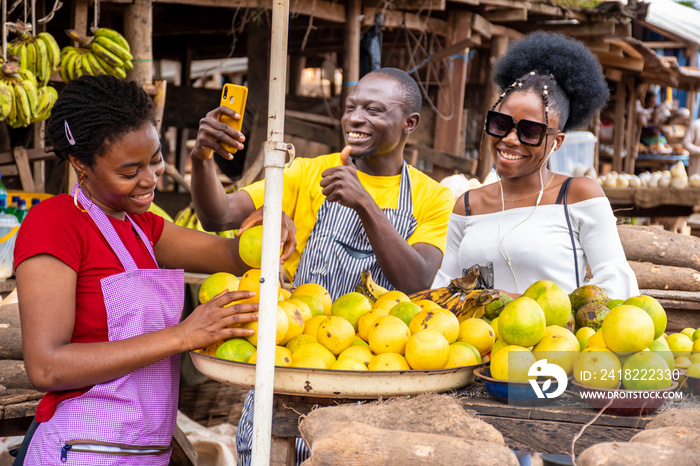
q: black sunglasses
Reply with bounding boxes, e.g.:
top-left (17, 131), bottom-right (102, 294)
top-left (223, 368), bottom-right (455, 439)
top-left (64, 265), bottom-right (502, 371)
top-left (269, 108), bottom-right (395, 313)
top-left (485, 110), bottom-right (559, 147)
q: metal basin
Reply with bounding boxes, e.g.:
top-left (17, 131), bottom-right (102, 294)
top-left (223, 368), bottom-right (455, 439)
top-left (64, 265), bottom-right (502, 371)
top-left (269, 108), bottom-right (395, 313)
top-left (190, 350), bottom-right (486, 399)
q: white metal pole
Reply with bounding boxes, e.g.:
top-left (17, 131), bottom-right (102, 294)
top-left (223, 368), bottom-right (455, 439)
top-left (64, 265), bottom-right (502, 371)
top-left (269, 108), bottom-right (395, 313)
top-left (251, 0), bottom-right (289, 463)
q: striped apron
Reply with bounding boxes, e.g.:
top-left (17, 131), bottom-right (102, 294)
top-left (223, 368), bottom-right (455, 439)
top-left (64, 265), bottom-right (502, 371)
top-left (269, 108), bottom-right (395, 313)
top-left (236, 161), bottom-right (417, 465)
top-left (25, 186), bottom-right (184, 465)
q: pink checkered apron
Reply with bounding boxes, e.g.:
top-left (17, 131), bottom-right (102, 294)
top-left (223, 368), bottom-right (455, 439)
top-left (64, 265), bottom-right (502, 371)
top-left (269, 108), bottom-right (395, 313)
top-left (25, 186), bottom-right (184, 465)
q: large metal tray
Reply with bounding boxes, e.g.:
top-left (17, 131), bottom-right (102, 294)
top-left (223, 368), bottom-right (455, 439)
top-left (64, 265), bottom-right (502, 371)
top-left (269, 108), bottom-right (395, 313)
top-left (190, 350), bottom-right (487, 399)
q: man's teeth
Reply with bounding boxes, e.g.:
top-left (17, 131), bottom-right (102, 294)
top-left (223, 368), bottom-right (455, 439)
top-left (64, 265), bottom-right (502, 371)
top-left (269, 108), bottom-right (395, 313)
top-left (499, 150), bottom-right (524, 160)
top-left (348, 132), bottom-right (369, 140)
top-left (134, 194), bottom-right (151, 199)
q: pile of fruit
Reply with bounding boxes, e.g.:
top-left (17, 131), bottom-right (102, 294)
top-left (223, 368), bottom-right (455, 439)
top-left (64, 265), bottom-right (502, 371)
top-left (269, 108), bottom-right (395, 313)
top-left (486, 280), bottom-right (690, 393)
top-left (598, 162), bottom-right (700, 189)
top-left (1, 28), bottom-right (60, 127)
top-left (59, 28), bottom-right (133, 81)
top-left (196, 226), bottom-right (499, 370)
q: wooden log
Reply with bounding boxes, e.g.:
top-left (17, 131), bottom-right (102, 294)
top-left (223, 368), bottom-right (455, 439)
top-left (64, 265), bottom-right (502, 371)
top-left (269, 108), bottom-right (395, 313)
top-left (0, 360), bottom-right (33, 389)
top-left (306, 421), bottom-right (519, 466)
top-left (577, 442), bottom-right (700, 466)
top-left (618, 224), bottom-right (700, 271)
top-left (0, 303), bottom-right (22, 360)
top-left (628, 261), bottom-right (700, 292)
top-left (645, 409), bottom-right (700, 430)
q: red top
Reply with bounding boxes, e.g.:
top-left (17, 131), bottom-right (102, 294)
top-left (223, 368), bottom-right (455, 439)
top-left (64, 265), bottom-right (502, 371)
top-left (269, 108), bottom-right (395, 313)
top-left (14, 194), bottom-right (165, 421)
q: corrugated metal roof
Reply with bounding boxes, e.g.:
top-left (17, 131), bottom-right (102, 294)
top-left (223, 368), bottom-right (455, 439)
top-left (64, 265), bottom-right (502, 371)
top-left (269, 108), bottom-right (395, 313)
top-left (643, 0), bottom-right (700, 45)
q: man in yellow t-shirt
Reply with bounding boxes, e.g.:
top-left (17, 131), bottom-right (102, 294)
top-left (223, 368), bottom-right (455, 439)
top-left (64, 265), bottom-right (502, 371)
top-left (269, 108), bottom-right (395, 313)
top-left (190, 67), bottom-right (454, 466)
top-left (190, 67), bottom-right (453, 299)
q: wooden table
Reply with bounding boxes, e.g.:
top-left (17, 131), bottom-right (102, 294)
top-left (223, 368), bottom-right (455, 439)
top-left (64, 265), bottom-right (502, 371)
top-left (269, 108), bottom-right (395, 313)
top-left (269, 381), bottom-right (673, 465)
top-left (635, 153), bottom-right (689, 172)
top-left (0, 389), bottom-right (41, 437)
top-left (603, 187), bottom-right (700, 217)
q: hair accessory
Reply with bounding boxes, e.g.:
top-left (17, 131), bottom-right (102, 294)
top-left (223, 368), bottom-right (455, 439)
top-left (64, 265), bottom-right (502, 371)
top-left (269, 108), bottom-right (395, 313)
top-left (64, 120), bottom-right (76, 146)
top-left (74, 175), bottom-right (93, 213)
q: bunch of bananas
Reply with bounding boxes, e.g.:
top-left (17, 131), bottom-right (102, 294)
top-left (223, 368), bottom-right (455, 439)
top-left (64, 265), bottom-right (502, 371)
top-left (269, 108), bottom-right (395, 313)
top-left (356, 267), bottom-right (501, 320)
top-left (8, 31), bottom-right (61, 87)
top-left (0, 60), bottom-right (59, 127)
top-left (174, 204), bottom-right (235, 238)
top-left (60, 28), bottom-right (133, 82)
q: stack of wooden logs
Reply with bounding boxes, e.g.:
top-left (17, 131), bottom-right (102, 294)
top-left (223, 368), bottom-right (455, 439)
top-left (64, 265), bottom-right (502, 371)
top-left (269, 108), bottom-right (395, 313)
top-left (618, 224), bottom-right (700, 292)
top-left (577, 409), bottom-right (700, 465)
top-left (298, 394), bottom-right (520, 465)
top-left (0, 303), bottom-right (33, 392)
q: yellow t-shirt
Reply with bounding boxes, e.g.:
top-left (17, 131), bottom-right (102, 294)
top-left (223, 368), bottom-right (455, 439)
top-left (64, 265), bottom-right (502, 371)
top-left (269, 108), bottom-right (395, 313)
top-left (241, 153), bottom-right (454, 282)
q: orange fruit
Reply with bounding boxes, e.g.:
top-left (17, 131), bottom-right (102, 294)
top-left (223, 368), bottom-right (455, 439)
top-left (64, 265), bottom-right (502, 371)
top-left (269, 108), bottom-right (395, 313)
top-left (573, 347), bottom-right (621, 389)
top-left (408, 309), bottom-right (451, 340)
top-left (241, 306), bottom-right (289, 346)
top-left (623, 295), bottom-right (667, 339)
top-left (303, 315), bottom-right (327, 337)
top-left (498, 297), bottom-right (546, 347)
top-left (331, 292), bottom-right (372, 332)
top-left (522, 280), bottom-right (572, 327)
top-left (367, 353), bottom-right (410, 371)
top-left (331, 357), bottom-right (368, 371)
top-left (388, 302), bottom-right (422, 327)
top-left (285, 334), bottom-right (317, 354)
top-left (285, 298), bottom-right (313, 321)
top-left (198, 272), bottom-right (240, 304)
top-left (601, 305), bottom-right (655, 355)
top-left (368, 315), bottom-right (411, 355)
top-left (291, 342), bottom-right (335, 368)
top-left (373, 290), bottom-right (410, 312)
top-left (357, 308), bottom-right (389, 342)
top-left (291, 283), bottom-right (332, 315)
top-left (445, 343), bottom-right (479, 368)
top-left (316, 316), bottom-right (356, 356)
top-left (338, 346), bottom-right (373, 367)
top-left (278, 301), bottom-right (306, 345)
top-left (238, 225), bottom-right (264, 268)
top-left (248, 346), bottom-right (293, 367)
top-left (489, 345), bottom-right (536, 382)
top-left (457, 318), bottom-right (495, 357)
top-left (289, 294), bottom-right (325, 318)
top-left (405, 330), bottom-right (450, 370)
top-left (215, 338), bottom-right (257, 363)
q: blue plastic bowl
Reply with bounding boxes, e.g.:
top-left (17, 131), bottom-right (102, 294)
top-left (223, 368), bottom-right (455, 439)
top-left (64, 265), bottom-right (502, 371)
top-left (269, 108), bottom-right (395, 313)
top-left (474, 366), bottom-right (563, 406)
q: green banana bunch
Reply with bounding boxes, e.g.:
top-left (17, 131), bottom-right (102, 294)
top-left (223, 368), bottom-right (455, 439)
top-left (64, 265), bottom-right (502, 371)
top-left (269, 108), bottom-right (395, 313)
top-left (8, 31), bottom-right (61, 87)
top-left (59, 28), bottom-right (132, 83)
top-left (0, 59), bottom-right (40, 127)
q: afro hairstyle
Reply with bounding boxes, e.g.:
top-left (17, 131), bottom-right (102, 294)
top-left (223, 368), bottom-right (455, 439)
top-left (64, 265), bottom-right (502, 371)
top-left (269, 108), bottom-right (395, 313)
top-left (493, 31), bottom-right (609, 132)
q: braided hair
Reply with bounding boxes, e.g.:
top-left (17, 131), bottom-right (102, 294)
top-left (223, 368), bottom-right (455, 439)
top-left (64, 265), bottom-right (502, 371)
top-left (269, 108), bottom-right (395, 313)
top-left (492, 31), bottom-right (609, 132)
top-left (46, 75), bottom-right (155, 168)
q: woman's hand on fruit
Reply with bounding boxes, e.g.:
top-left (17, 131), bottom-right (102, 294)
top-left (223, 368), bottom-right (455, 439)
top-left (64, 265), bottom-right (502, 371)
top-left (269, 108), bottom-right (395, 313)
top-left (191, 106), bottom-right (246, 161)
top-left (178, 290), bottom-right (259, 351)
top-left (238, 207), bottom-right (297, 264)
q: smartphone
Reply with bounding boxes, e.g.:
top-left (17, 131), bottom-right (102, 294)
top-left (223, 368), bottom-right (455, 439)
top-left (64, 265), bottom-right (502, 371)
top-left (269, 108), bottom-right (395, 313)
top-left (219, 84), bottom-right (248, 154)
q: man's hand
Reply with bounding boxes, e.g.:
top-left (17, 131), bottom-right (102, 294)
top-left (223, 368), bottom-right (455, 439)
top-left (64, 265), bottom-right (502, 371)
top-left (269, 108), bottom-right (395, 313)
top-left (191, 106), bottom-right (246, 162)
top-left (319, 145), bottom-right (372, 210)
top-left (238, 207), bottom-right (297, 265)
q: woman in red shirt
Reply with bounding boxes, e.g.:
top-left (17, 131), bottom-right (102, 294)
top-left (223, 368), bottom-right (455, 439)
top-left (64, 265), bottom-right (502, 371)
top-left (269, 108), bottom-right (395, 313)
top-left (13, 75), bottom-right (290, 465)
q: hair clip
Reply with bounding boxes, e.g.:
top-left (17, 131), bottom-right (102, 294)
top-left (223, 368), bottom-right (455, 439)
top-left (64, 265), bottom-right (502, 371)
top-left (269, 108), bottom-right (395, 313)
top-left (64, 120), bottom-right (76, 146)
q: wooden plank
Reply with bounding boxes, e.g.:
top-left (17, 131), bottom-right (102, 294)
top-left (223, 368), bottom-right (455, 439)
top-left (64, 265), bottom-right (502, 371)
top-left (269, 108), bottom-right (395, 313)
top-left (270, 436), bottom-right (296, 466)
top-left (170, 425), bottom-right (198, 466)
top-left (12, 147), bottom-right (36, 192)
top-left (374, 0), bottom-right (445, 11)
top-left (643, 41), bottom-right (688, 50)
top-left (152, 80), bottom-right (168, 134)
top-left (157, 0), bottom-right (345, 24)
top-left (624, 79), bottom-right (636, 175)
top-left (406, 142), bottom-right (478, 174)
top-left (490, 25), bottom-right (523, 41)
top-left (342, 0), bottom-right (361, 105)
top-left (612, 79), bottom-right (627, 173)
top-left (477, 415), bottom-right (641, 456)
top-left (471, 13), bottom-right (492, 40)
top-left (362, 8), bottom-right (449, 37)
top-left (125, 0), bottom-right (153, 85)
top-left (285, 117), bottom-right (342, 150)
top-left (527, 21), bottom-right (617, 38)
top-left (483, 8), bottom-right (527, 22)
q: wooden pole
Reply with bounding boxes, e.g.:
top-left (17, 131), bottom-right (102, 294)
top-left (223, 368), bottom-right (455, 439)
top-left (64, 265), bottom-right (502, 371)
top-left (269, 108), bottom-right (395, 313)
top-left (612, 79), bottom-right (627, 173)
top-left (624, 78), bottom-right (637, 174)
top-left (341, 0), bottom-right (361, 108)
top-left (251, 0), bottom-right (290, 463)
top-left (124, 0), bottom-right (153, 85)
top-left (476, 35), bottom-right (507, 182)
top-left (432, 12), bottom-right (472, 181)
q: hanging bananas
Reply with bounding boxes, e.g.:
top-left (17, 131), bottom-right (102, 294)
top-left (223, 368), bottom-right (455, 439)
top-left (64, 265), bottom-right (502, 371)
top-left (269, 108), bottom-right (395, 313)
top-left (8, 31), bottom-right (61, 87)
top-left (59, 28), bottom-right (133, 83)
top-left (0, 58), bottom-right (55, 127)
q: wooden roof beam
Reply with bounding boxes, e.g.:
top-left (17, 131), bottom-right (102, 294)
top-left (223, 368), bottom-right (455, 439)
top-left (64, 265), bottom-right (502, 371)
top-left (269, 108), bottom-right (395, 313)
top-left (643, 41), bottom-right (689, 50)
top-left (376, 0), bottom-right (446, 11)
top-left (363, 8), bottom-right (449, 37)
top-left (483, 7), bottom-right (527, 22)
top-left (525, 20), bottom-right (630, 39)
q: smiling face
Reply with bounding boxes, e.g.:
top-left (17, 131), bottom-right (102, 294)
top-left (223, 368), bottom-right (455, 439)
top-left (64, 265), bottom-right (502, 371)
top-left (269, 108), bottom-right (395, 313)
top-left (341, 74), bottom-right (418, 160)
top-left (71, 123), bottom-right (164, 219)
top-left (490, 90), bottom-right (564, 180)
